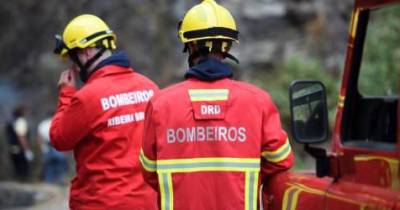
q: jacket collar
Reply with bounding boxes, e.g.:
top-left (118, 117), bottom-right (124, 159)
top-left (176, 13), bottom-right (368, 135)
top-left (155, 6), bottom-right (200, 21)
top-left (185, 58), bottom-right (233, 81)
top-left (86, 51), bottom-right (132, 83)
top-left (87, 65), bottom-right (133, 83)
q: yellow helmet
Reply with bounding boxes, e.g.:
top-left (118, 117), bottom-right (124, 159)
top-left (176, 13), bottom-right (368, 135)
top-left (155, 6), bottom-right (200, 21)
top-left (54, 14), bottom-right (116, 56)
top-left (178, 0), bottom-right (239, 44)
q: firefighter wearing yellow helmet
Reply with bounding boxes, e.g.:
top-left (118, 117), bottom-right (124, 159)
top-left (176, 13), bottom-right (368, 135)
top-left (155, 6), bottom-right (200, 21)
top-left (140, 1), bottom-right (294, 210)
top-left (51, 14), bottom-right (159, 210)
top-left (54, 14), bottom-right (116, 82)
top-left (178, 0), bottom-right (239, 66)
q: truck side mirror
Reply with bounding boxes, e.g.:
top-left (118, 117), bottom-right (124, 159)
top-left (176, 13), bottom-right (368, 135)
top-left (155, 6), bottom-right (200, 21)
top-left (289, 80), bottom-right (329, 144)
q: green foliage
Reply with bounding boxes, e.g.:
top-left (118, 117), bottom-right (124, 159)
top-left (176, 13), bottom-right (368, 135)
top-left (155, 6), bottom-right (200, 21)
top-left (358, 5), bottom-right (400, 96)
top-left (252, 56), bottom-right (341, 130)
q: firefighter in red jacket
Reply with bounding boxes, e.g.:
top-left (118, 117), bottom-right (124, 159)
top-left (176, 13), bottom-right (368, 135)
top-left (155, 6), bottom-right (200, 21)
top-left (51, 14), bottom-right (158, 210)
top-left (140, 1), bottom-right (294, 210)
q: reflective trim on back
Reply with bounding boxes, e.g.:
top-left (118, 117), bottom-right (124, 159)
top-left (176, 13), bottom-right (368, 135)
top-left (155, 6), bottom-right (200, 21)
top-left (188, 89), bottom-right (230, 120)
top-left (188, 89), bottom-right (229, 101)
top-left (159, 172), bottom-right (174, 210)
top-left (245, 171), bottom-right (259, 210)
top-left (156, 157), bottom-right (260, 173)
top-left (156, 157), bottom-right (260, 210)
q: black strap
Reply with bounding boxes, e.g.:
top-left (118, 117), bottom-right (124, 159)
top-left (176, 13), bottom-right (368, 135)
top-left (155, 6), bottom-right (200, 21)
top-left (188, 51), bottom-right (239, 66)
top-left (183, 27), bottom-right (238, 40)
top-left (81, 30), bottom-right (113, 45)
top-left (187, 40), bottom-right (239, 66)
top-left (80, 47), bottom-right (107, 82)
top-left (188, 50), bottom-right (201, 67)
top-left (68, 50), bottom-right (84, 69)
top-left (68, 47), bottom-right (107, 83)
top-left (224, 53), bottom-right (239, 64)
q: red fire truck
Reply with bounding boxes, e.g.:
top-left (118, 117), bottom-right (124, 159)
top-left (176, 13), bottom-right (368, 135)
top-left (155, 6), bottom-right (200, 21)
top-left (264, 0), bottom-right (400, 209)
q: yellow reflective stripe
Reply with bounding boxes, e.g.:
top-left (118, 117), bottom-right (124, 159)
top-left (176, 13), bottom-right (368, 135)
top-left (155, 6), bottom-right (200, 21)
top-left (262, 139), bottom-right (292, 163)
top-left (139, 149), bottom-right (157, 172)
top-left (141, 155), bottom-right (261, 172)
top-left (282, 186), bottom-right (301, 210)
top-left (158, 167), bottom-right (255, 173)
top-left (156, 157), bottom-right (260, 173)
top-left (158, 173), bottom-right (165, 210)
top-left (290, 190), bottom-right (301, 210)
top-left (284, 183), bottom-right (368, 208)
top-left (163, 173), bottom-right (174, 210)
top-left (251, 172), bottom-right (259, 210)
top-left (350, 9), bottom-right (360, 38)
top-left (158, 173), bottom-right (174, 210)
top-left (354, 155), bottom-right (399, 189)
top-left (245, 171), bottom-right (259, 210)
top-left (282, 186), bottom-right (293, 210)
top-left (188, 89), bottom-right (229, 101)
top-left (167, 173), bottom-right (174, 210)
top-left (156, 158), bottom-right (260, 210)
top-left (245, 172), bottom-right (250, 210)
top-left (338, 95), bottom-right (345, 108)
top-left (158, 157), bottom-right (260, 164)
top-left (159, 173), bottom-right (173, 210)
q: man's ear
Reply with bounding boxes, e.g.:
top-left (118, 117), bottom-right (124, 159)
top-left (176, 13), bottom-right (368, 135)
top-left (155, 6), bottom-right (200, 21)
top-left (83, 48), bottom-right (91, 57)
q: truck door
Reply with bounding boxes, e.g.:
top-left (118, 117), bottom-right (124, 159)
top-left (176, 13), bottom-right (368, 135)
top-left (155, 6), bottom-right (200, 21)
top-left (326, 2), bottom-right (400, 209)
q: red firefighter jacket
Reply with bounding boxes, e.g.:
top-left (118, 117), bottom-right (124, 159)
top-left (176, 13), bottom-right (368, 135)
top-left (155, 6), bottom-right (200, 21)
top-left (50, 65), bottom-right (159, 210)
top-left (140, 76), bottom-right (294, 210)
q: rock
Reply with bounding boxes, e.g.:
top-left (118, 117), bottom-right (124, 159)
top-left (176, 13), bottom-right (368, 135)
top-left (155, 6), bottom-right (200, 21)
top-left (0, 182), bottom-right (67, 210)
top-left (240, 41), bottom-right (281, 67)
top-left (286, 2), bottom-right (318, 26)
top-left (0, 182), bottom-right (35, 209)
top-left (242, 2), bottom-right (287, 19)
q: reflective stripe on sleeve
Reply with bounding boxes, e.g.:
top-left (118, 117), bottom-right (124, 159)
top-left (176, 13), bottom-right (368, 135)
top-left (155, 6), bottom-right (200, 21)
top-left (139, 149), bottom-right (157, 172)
top-left (261, 138), bottom-right (292, 163)
top-left (188, 89), bottom-right (229, 101)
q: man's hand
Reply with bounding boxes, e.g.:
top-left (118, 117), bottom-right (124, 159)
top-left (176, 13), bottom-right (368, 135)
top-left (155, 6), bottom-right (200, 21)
top-left (24, 150), bottom-right (34, 162)
top-left (58, 66), bottom-right (78, 89)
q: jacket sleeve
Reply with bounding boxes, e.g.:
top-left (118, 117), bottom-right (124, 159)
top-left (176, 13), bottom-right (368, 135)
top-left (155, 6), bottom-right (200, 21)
top-left (140, 101), bottom-right (159, 190)
top-left (260, 97), bottom-right (294, 179)
top-left (50, 86), bottom-right (91, 151)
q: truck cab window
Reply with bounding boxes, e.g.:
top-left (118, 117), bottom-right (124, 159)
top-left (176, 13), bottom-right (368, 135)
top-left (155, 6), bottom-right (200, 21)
top-left (343, 5), bottom-right (400, 150)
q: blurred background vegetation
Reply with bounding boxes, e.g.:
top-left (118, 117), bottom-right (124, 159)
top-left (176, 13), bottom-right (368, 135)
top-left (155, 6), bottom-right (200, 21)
top-left (358, 5), bottom-right (400, 96)
top-left (0, 0), bottom-right (398, 181)
top-left (0, 0), bottom-right (353, 180)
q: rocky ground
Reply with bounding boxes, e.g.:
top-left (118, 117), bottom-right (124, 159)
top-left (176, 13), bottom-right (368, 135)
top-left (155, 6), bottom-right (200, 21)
top-left (0, 182), bottom-right (68, 210)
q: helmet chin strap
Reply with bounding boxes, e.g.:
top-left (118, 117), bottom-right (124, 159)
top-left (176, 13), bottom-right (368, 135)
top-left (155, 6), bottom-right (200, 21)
top-left (68, 47), bottom-right (107, 83)
top-left (224, 53), bottom-right (239, 64)
top-left (187, 46), bottom-right (239, 67)
top-left (187, 50), bottom-right (202, 67)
